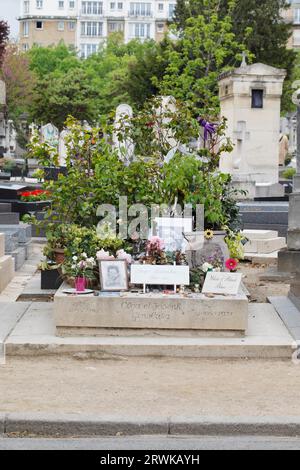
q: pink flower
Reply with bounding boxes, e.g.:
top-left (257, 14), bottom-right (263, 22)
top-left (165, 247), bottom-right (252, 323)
top-left (116, 249), bottom-right (132, 264)
top-left (96, 249), bottom-right (115, 261)
top-left (225, 258), bottom-right (238, 272)
top-left (147, 236), bottom-right (165, 251)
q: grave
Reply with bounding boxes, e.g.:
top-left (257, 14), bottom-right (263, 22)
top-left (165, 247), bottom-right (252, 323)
top-left (0, 233), bottom-right (15, 292)
top-left (0, 223), bottom-right (32, 271)
top-left (243, 230), bottom-right (286, 254)
top-left (277, 90), bottom-right (300, 275)
top-left (218, 60), bottom-right (286, 199)
top-left (54, 283), bottom-right (249, 337)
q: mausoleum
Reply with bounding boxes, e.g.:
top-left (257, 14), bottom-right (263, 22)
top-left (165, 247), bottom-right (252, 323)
top-left (218, 62), bottom-right (286, 198)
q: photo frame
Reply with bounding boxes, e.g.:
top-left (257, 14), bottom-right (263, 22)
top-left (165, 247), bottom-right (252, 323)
top-left (99, 260), bottom-right (129, 292)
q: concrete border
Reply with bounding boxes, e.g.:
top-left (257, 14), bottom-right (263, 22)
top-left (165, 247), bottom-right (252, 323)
top-left (2, 413), bottom-right (300, 438)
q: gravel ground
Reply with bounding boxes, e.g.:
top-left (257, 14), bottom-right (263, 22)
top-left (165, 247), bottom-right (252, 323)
top-left (240, 262), bottom-right (290, 303)
top-left (1, 356), bottom-right (300, 417)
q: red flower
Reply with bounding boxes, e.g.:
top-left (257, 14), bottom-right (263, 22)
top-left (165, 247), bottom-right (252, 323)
top-left (225, 258), bottom-right (238, 272)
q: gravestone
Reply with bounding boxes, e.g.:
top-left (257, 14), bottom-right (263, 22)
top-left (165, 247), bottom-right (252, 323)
top-left (113, 104), bottom-right (135, 164)
top-left (218, 61), bottom-right (286, 198)
top-left (58, 129), bottom-right (69, 167)
top-left (41, 123), bottom-right (59, 147)
top-left (278, 88), bottom-right (300, 275)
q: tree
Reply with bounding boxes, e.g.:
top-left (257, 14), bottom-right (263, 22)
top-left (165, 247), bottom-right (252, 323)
top-left (28, 42), bottom-right (79, 78)
top-left (1, 44), bottom-right (35, 120)
top-left (160, 1), bottom-right (249, 116)
top-left (0, 21), bottom-right (9, 66)
top-left (172, 0), bottom-right (295, 111)
top-left (30, 68), bottom-right (98, 129)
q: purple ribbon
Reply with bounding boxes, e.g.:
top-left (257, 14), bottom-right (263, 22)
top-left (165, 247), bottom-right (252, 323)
top-left (197, 118), bottom-right (216, 142)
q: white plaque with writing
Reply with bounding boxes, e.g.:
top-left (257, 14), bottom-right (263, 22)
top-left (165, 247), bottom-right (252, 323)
top-left (202, 272), bottom-right (242, 296)
top-left (131, 265), bottom-right (190, 286)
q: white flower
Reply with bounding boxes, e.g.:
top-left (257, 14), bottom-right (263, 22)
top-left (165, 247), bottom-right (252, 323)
top-left (72, 256), bottom-right (78, 262)
top-left (202, 262), bottom-right (213, 273)
top-left (82, 252), bottom-right (87, 259)
top-left (71, 264), bottom-right (77, 270)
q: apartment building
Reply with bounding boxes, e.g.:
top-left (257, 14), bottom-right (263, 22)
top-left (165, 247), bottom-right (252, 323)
top-left (18, 0), bottom-right (177, 57)
top-left (283, 0), bottom-right (300, 48)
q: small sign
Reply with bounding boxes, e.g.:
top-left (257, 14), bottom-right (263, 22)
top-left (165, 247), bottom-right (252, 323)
top-left (202, 272), bottom-right (242, 296)
top-left (131, 264), bottom-right (190, 286)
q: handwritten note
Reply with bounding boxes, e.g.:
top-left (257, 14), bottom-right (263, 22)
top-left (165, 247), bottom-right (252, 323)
top-left (202, 272), bottom-right (242, 296)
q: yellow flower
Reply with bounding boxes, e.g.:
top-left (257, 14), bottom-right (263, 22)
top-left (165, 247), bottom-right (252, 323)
top-left (204, 229), bottom-right (214, 240)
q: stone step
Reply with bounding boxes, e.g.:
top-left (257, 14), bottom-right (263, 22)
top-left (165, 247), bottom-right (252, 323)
top-left (0, 213), bottom-right (19, 225)
top-left (5, 303), bottom-right (293, 359)
top-left (0, 255), bottom-right (15, 292)
top-left (242, 229), bottom-right (278, 240)
top-left (0, 203), bottom-right (12, 213)
top-left (244, 237), bottom-right (286, 254)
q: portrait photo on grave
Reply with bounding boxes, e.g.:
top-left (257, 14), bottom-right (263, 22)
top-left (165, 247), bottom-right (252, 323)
top-left (99, 260), bottom-right (129, 292)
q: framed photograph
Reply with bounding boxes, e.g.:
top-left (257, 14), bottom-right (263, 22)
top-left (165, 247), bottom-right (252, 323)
top-left (99, 260), bottom-right (129, 292)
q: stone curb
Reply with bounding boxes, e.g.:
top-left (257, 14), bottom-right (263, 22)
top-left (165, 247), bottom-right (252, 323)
top-left (2, 413), bottom-right (300, 437)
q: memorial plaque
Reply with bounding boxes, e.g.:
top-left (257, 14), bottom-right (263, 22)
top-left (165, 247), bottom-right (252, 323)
top-left (202, 272), bottom-right (242, 296)
top-left (131, 264), bottom-right (190, 286)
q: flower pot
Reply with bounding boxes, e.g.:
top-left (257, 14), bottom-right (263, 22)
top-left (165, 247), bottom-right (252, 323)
top-left (75, 277), bottom-right (86, 292)
top-left (53, 248), bottom-right (65, 265)
top-left (41, 268), bottom-right (63, 290)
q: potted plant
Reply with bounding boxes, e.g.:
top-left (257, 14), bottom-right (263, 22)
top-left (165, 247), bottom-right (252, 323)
top-left (18, 189), bottom-right (52, 216)
top-left (63, 253), bottom-right (96, 292)
top-left (39, 260), bottom-right (63, 290)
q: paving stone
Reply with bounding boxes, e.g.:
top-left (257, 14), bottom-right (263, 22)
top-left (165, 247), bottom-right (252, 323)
top-left (0, 302), bottom-right (31, 342)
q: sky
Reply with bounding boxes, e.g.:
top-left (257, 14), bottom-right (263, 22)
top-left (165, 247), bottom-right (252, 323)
top-left (0, 0), bottom-right (19, 39)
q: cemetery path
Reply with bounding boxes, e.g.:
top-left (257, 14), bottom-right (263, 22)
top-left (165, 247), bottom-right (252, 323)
top-left (1, 356), bottom-right (300, 418)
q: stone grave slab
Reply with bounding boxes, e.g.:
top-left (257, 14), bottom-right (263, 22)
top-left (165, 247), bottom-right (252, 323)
top-left (0, 213), bottom-right (19, 225)
top-left (244, 237), bottom-right (286, 254)
top-left (242, 229), bottom-right (278, 240)
top-left (54, 283), bottom-right (249, 336)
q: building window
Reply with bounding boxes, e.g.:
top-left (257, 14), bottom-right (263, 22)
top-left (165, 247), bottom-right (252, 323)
top-left (158, 3), bottom-right (163, 11)
top-left (294, 8), bottom-right (300, 24)
top-left (23, 21), bottom-right (29, 37)
top-left (82, 1), bottom-right (103, 14)
top-left (108, 22), bottom-right (124, 32)
top-left (130, 3), bottom-right (152, 17)
top-left (110, 2), bottom-right (115, 9)
top-left (36, 21), bottom-right (43, 29)
top-left (58, 21), bottom-right (65, 31)
top-left (129, 22), bottom-right (151, 38)
top-left (36, 0), bottom-right (43, 8)
top-left (81, 21), bottom-right (103, 36)
top-left (156, 23), bottom-right (164, 33)
top-left (24, 1), bottom-right (30, 14)
top-left (80, 43), bottom-right (98, 58)
top-left (168, 3), bottom-right (176, 18)
top-left (68, 21), bottom-right (76, 30)
top-left (58, 0), bottom-right (64, 8)
top-left (251, 89), bottom-right (264, 109)
top-left (69, 0), bottom-right (75, 7)
top-left (117, 2), bottom-right (123, 9)
top-left (22, 43), bottom-right (29, 51)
